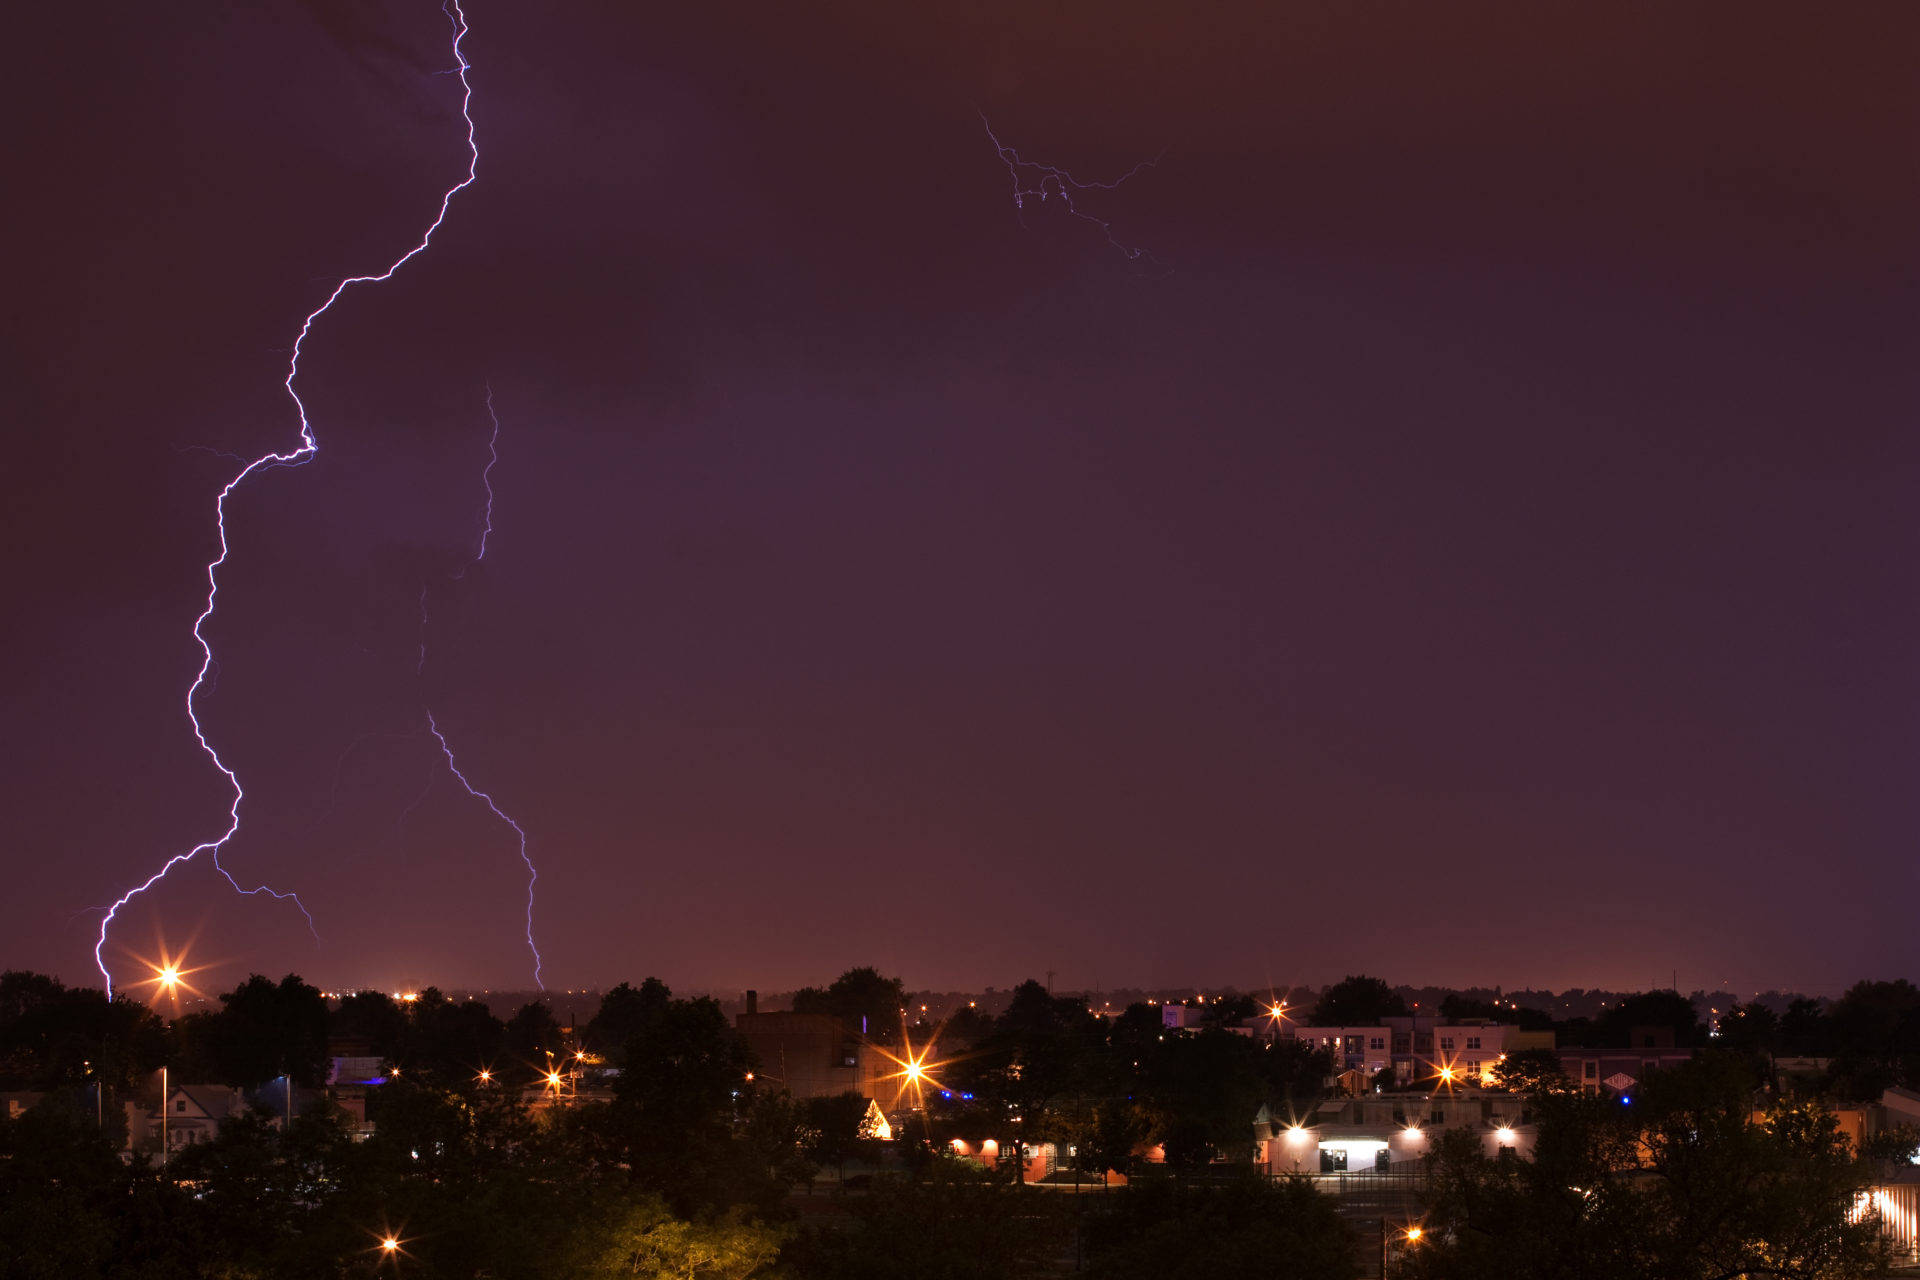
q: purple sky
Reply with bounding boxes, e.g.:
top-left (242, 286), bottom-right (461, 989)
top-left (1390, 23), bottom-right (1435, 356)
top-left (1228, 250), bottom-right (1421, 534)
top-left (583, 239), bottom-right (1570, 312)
top-left (5, 2), bottom-right (1916, 999)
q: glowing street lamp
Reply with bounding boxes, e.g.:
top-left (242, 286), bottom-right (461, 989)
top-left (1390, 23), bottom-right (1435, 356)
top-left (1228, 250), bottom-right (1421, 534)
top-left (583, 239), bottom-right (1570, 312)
top-left (876, 1021), bottom-right (952, 1112)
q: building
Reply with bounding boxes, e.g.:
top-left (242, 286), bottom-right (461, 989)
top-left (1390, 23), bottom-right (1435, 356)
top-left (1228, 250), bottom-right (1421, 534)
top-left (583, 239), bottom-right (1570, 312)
top-left (1287, 1017), bottom-right (1552, 1086)
top-left (1557, 1046), bottom-right (1695, 1097)
top-left (1260, 1090), bottom-right (1537, 1174)
top-left (2, 1091), bottom-right (46, 1121)
top-left (154, 1084), bottom-right (248, 1154)
top-left (735, 998), bottom-right (911, 1108)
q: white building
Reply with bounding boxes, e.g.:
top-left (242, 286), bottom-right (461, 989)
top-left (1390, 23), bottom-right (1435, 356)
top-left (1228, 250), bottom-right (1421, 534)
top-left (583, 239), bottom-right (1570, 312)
top-left (1259, 1091), bottom-right (1537, 1174)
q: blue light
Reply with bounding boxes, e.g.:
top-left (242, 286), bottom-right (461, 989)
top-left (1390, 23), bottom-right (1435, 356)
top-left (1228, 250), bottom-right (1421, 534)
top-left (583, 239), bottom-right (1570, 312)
top-left (1620, 1096), bottom-right (1631, 1105)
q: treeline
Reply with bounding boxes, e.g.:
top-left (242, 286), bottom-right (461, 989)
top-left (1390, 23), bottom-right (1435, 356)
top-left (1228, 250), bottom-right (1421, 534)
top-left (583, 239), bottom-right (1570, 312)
top-left (4, 968), bottom-right (1918, 1278)
top-left (0, 968), bottom-right (1361, 1279)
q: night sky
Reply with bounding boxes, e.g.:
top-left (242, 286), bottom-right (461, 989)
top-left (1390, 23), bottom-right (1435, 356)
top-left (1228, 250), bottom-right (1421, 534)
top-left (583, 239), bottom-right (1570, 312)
top-left (6, 3), bottom-right (1915, 998)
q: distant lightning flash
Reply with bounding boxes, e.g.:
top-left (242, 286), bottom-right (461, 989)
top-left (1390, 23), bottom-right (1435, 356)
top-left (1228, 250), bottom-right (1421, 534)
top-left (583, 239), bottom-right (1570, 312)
top-left (94, 2), bottom-right (480, 996)
top-left (426, 711), bottom-right (542, 988)
top-left (978, 110), bottom-right (1161, 263)
top-left (478, 382), bottom-right (501, 560)
top-left (415, 393), bottom-right (544, 988)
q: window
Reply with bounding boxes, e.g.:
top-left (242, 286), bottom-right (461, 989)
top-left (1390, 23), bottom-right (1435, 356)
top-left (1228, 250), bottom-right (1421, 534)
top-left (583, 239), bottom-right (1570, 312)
top-left (1370, 1037), bottom-right (1385, 1051)
top-left (1584, 1061), bottom-right (1598, 1079)
top-left (1375, 1148), bottom-right (1391, 1172)
top-left (1430, 1109), bottom-right (1444, 1125)
top-left (1441, 1036), bottom-right (1455, 1051)
top-left (176, 1101), bottom-right (187, 1112)
top-left (1320, 1148), bottom-right (1347, 1172)
top-left (1466, 1036), bottom-right (1481, 1050)
top-left (1392, 1108), bottom-right (1406, 1125)
top-left (1497, 1145), bottom-right (1517, 1162)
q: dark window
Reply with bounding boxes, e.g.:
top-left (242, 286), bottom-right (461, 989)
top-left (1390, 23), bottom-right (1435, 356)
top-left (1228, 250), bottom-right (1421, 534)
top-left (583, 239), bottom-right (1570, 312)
top-left (1320, 1148), bottom-right (1347, 1172)
top-left (175, 1101), bottom-right (186, 1112)
top-left (1584, 1061), bottom-right (1598, 1079)
top-left (1498, 1145), bottom-right (1517, 1162)
top-left (1392, 1108), bottom-right (1406, 1125)
top-left (1430, 1109), bottom-right (1444, 1125)
top-left (1375, 1148), bottom-right (1391, 1172)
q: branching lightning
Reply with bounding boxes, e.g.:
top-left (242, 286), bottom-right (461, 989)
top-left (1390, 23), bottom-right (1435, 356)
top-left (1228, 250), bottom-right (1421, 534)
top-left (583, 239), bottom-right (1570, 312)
top-left (94, 2), bottom-right (480, 996)
top-left (978, 110), bottom-right (1161, 263)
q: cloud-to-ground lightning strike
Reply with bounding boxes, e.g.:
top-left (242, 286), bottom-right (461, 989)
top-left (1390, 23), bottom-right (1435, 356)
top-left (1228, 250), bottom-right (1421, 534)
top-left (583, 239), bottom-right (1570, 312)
top-left (94, 2), bottom-right (481, 996)
top-left (414, 392), bottom-right (545, 987)
top-left (426, 711), bottom-right (542, 988)
top-left (979, 111), bottom-right (1161, 263)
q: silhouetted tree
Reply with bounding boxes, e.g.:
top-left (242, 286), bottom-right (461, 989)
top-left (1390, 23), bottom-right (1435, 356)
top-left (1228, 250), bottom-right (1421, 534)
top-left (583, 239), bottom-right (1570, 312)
top-left (790, 967), bottom-right (906, 1043)
top-left (1310, 975), bottom-right (1406, 1025)
top-left (187, 973), bottom-right (330, 1087)
top-left (1596, 988), bottom-right (1700, 1049)
top-left (586, 978), bottom-right (671, 1065)
top-left (503, 1000), bottom-right (565, 1082)
top-left (0, 971), bottom-right (164, 1091)
top-left (329, 989), bottom-right (406, 1059)
top-left (1401, 1054), bottom-right (1887, 1280)
top-left (1486, 1046), bottom-right (1572, 1095)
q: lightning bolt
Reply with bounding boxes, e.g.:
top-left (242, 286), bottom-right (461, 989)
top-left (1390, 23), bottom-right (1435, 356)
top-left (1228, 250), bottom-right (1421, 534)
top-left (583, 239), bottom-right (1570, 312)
top-left (425, 712), bottom-right (542, 989)
top-left (478, 381), bottom-right (501, 560)
top-left (414, 389), bottom-right (545, 988)
top-left (94, 1), bottom-right (480, 996)
top-left (979, 110), bottom-right (1161, 263)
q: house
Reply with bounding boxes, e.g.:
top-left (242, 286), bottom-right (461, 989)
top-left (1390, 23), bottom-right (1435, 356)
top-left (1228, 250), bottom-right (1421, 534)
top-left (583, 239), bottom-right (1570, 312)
top-left (154, 1085), bottom-right (249, 1154)
top-left (1, 1092), bottom-right (46, 1121)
